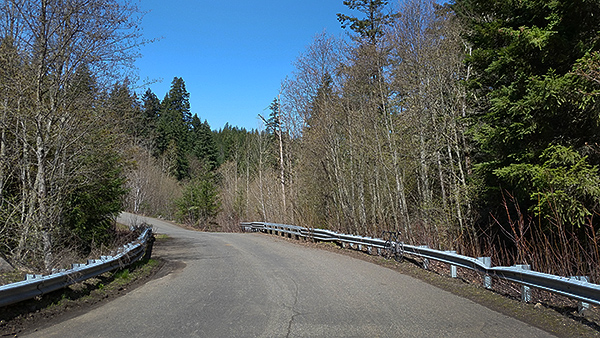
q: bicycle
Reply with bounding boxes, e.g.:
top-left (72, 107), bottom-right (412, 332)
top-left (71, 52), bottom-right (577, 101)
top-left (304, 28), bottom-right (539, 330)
top-left (381, 230), bottom-right (404, 262)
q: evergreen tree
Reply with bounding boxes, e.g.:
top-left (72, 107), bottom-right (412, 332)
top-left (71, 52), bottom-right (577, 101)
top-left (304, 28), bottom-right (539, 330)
top-left (108, 80), bottom-right (142, 139)
top-left (214, 123), bottom-right (235, 164)
top-left (176, 168), bottom-right (220, 229)
top-left (337, 0), bottom-right (395, 114)
top-left (454, 0), bottom-right (600, 229)
top-left (140, 88), bottom-right (161, 142)
top-left (64, 151), bottom-right (127, 252)
top-left (156, 77), bottom-right (192, 180)
top-left (306, 73), bottom-right (334, 129)
top-left (337, 0), bottom-right (397, 44)
top-left (191, 115), bottom-right (218, 170)
top-left (265, 97), bottom-right (282, 136)
top-left (213, 123), bottom-right (251, 168)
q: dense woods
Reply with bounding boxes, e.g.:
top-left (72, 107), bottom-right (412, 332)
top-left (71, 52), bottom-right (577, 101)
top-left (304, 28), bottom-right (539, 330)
top-left (0, 0), bottom-right (599, 282)
top-left (214, 0), bottom-right (600, 280)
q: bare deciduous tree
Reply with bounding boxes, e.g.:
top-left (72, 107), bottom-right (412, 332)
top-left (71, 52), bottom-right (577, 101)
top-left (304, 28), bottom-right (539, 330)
top-left (0, 0), bottom-right (144, 270)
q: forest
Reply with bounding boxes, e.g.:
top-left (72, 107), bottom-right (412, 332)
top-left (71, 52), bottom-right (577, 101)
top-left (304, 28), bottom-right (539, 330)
top-left (1, 0), bottom-right (599, 283)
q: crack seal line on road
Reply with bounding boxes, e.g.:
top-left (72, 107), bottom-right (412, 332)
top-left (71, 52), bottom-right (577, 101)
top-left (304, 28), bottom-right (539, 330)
top-left (285, 276), bottom-right (301, 338)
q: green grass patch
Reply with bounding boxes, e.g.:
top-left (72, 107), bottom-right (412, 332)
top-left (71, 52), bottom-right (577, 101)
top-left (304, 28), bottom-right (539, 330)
top-left (113, 269), bottom-right (131, 283)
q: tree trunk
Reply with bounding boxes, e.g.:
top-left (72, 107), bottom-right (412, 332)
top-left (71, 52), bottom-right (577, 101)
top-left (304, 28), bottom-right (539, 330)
top-left (277, 117), bottom-right (286, 219)
top-left (0, 101), bottom-right (6, 202)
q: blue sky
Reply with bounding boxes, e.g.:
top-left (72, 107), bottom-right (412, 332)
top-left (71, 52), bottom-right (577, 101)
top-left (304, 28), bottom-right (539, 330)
top-left (135, 1), bottom-right (349, 131)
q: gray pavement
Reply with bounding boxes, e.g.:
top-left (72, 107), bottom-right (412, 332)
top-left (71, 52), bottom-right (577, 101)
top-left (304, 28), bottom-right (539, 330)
top-left (24, 213), bottom-right (554, 337)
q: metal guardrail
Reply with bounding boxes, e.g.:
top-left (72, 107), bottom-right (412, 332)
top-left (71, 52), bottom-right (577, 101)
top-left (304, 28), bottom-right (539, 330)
top-left (242, 221), bottom-right (600, 307)
top-left (0, 226), bottom-right (154, 307)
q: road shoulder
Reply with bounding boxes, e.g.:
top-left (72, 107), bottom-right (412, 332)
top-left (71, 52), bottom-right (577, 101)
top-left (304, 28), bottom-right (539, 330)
top-left (258, 232), bottom-right (600, 338)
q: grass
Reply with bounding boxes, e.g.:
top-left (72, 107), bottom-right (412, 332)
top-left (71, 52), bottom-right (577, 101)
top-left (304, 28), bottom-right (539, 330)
top-left (113, 269), bottom-right (131, 283)
top-left (154, 233), bottom-right (169, 240)
top-left (102, 258), bottom-right (159, 291)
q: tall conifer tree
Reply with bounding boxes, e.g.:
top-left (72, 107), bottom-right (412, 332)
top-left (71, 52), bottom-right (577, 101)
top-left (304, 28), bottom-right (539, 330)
top-left (191, 115), bottom-right (218, 170)
top-left (156, 77), bottom-right (192, 180)
top-left (454, 0), bottom-right (600, 230)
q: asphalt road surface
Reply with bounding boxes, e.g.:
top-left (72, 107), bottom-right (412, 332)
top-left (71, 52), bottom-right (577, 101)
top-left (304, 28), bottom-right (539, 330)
top-left (24, 213), bottom-right (554, 337)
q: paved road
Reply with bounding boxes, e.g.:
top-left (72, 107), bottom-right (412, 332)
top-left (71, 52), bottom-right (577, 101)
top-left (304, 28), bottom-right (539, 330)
top-left (25, 213), bottom-right (553, 337)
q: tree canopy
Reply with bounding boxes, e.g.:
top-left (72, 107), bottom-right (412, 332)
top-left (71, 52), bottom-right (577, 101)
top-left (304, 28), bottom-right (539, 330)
top-left (454, 0), bottom-right (600, 231)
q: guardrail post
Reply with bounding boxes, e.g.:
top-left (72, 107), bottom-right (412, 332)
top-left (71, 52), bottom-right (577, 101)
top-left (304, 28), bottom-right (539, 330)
top-left (515, 265), bottom-right (532, 302)
top-left (478, 257), bottom-right (492, 289)
top-left (367, 246), bottom-right (372, 255)
top-left (570, 276), bottom-right (590, 314)
top-left (418, 246), bottom-right (429, 270)
top-left (445, 251), bottom-right (457, 278)
top-left (143, 232), bottom-right (155, 261)
top-left (423, 258), bottom-right (429, 270)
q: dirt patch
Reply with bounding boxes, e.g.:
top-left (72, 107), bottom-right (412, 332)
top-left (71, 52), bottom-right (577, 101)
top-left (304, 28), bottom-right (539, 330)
top-left (0, 236), bottom-right (181, 337)
top-left (260, 232), bottom-right (600, 338)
